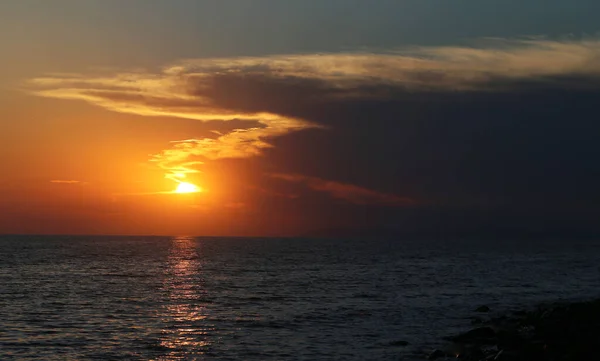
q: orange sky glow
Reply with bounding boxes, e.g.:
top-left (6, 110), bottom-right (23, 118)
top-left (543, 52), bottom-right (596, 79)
top-left (2, 3), bottom-right (600, 237)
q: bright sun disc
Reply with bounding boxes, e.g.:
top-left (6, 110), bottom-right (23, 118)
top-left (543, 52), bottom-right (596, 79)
top-left (175, 182), bottom-right (200, 193)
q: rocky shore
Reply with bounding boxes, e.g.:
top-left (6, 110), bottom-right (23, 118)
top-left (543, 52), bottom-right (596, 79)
top-left (426, 299), bottom-right (600, 360)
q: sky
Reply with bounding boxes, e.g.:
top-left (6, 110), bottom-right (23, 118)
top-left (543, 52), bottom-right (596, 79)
top-left (1, 0), bottom-right (600, 237)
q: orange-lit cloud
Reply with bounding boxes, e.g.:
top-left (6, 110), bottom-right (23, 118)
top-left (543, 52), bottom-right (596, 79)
top-left (50, 180), bottom-right (83, 184)
top-left (270, 173), bottom-right (415, 206)
top-left (27, 38), bottom-right (600, 185)
top-left (149, 119), bottom-right (312, 182)
top-left (246, 185), bottom-right (300, 200)
top-left (29, 39), bottom-right (600, 102)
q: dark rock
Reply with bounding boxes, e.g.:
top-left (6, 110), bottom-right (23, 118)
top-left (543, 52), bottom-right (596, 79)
top-left (437, 298), bottom-right (600, 361)
top-left (427, 349), bottom-right (449, 360)
top-left (495, 329), bottom-right (525, 349)
top-left (471, 316), bottom-right (484, 325)
top-left (449, 327), bottom-right (496, 344)
top-left (475, 305), bottom-right (491, 313)
top-left (491, 349), bottom-right (522, 361)
top-left (461, 346), bottom-right (484, 360)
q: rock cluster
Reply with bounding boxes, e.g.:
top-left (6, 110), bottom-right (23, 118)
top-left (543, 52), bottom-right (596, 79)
top-left (427, 299), bottom-right (600, 360)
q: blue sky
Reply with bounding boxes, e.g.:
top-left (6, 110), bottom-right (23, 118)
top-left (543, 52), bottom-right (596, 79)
top-left (2, 0), bottom-right (599, 75)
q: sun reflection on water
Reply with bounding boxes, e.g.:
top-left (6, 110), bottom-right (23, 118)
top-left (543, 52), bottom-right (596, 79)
top-left (157, 236), bottom-right (213, 360)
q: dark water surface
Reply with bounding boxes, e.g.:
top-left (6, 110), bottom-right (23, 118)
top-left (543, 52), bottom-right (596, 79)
top-left (1, 236), bottom-right (599, 360)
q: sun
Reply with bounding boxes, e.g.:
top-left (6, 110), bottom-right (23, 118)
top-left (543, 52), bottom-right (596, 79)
top-left (175, 182), bottom-right (201, 194)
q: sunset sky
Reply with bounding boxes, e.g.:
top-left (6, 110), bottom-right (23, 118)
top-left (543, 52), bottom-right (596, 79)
top-left (2, 0), bottom-right (600, 236)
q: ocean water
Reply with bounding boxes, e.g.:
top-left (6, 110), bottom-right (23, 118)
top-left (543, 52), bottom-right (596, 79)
top-left (1, 236), bottom-right (599, 360)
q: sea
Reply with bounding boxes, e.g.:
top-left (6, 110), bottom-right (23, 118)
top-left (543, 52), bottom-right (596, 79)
top-left (1, 235), bottom-right (599, 360)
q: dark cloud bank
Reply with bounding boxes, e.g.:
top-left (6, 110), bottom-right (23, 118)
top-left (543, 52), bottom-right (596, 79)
top-left (267, 85), bottom-right (600, 238)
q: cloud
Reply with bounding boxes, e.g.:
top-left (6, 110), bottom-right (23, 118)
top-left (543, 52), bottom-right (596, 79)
top-left (149, 118), bottom-right (314, 182)
top-left (270, 173), bottom-right (415, 206)
top-left (50, 180), bottom-right (83, 184)
top-left (29, 38), bottom-right (600, 103)
top-left (26, 38), bottom-right (600, 235)
top-left (27, 39), bottom-right (600, 125)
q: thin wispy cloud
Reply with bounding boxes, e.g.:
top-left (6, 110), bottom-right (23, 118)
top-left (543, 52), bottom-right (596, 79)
top-left (270, 173), bottom-right (415, 206)
top-left (50, 180), bottom-right (83, 184)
